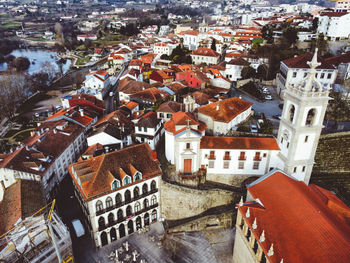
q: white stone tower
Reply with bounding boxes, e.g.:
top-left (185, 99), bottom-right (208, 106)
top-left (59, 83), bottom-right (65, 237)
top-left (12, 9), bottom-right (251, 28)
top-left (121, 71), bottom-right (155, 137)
top-left (277, 48), bottom-right (332, 184)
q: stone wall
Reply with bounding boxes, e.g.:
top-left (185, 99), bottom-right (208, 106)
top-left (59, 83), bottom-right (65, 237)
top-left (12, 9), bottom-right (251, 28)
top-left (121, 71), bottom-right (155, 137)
top-left (160, 180), bottom-right (235, 220)
top-left (167, 212), bottom-right (233, 233)
top-left (206, 173), bottom-right (253, 187)
top-left (314, 132), bottom-right (350, 173)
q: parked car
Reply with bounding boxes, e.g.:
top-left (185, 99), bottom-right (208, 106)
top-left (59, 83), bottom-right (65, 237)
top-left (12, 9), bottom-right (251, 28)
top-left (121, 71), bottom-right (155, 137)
top-left (265, 95), bottom-right (273, 100)
top-left (34, 112), bottom-right (39, 118)
top-left (71, 219), bottom-right (85, 238)
top-left (250, 124), bottom-right (258, 133)
top-left (55, 105), bottom-right (62, 111)
top-left (257, 119), bottom-right (264, 129)
top-left (273, 114), bottom-right (281, 120)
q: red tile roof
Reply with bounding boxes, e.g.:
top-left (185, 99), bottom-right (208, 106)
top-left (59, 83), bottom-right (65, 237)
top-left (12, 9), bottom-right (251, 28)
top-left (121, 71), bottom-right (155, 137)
top-left (197, 97), bottom-right (252, 123)
top-left (283, 52), bottom-right (336, 69)
top-left (325, 51), bottom-right (350, 66)
top-left (0, 180), bottom-right (44, 236)
top-left (239, 171), bottom-right (350, 263)
top-left (320, 11), bottom-right (348, 17)
top-left (69, 143), bottom-right (161, 201)
top-left (164, 112), bottom-right (207, 135)
top-left (192, 48), bottom-right (220, 58)
top-left (200, 136), bottom-right (280, 150)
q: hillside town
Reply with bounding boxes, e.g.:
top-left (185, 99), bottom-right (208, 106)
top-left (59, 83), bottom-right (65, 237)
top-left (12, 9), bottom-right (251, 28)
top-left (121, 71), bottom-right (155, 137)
top-left (1, 0), bottom-right (350, 262)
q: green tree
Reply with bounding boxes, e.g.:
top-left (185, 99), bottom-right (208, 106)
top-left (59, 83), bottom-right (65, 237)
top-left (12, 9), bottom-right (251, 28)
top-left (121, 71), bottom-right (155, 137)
top-left (326, 90), bottom-right (350, 128)
top-left (282, 27), bottom-right (298, 47)
top-left (257, 64), bottom-right (268, 81)
top-left (241, 66), bottom-right (256, 80)
top-left (13, 57), bottom-right (30, 71)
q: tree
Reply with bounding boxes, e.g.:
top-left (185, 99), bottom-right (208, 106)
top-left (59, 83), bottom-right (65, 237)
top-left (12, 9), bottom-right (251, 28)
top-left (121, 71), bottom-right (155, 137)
top-left (312, 17), bottom-right (319, 31)
top-left (257, 64), bottom-right (268, 81)
top-left (12, 57), bottom-right (30, 71)
top-left (241, 66), bottom-right (256, 80)
top-left (282, 27), bottom-right (298, 47)
top-left (211, 38), bottom-right (216, 51)
top-left (54, 23), bottom-right (64, 44)
top-left (0, 73), bottom-right (29, 118)
top-left (326, 90), bottom-right (350, 128)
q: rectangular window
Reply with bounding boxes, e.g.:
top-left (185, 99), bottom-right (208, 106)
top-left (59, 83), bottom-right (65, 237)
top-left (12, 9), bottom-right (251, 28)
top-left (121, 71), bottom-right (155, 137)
top-left (304, 72), bottom-right (307, 78)
top-left (238, 161), bottom-right (244, 169)
top-left (209, 160), bottom-right (215, 168)
top-left (287, 142), bottom-right (289, 148)
top-left (292, 72), bottom-right (297, 78)
top-left (305, 136), bottom-right (308, 142)
top-left (224, 151), bottom-right (231, 160)
top-left (253, 162), bottom-right (259, 170)
top-left (144, 127), bottom-right (148, 132)
top-left (239, 151), bottom-right (246, 160)
top-left (209, 151), bottom-right (215, 159)
top-left (302, 166), bottom-right (306, 172)
top-left (281, 138), bottom-right (284, 144)
top-left (327, 73), bottom-right (332, 79)
top-left (138, 126), bottom-right (142, 131)
top-left (321, 73), bottom-right (325, 79)
top-left (186, 143), bottom-right (190, 149)
top-left (316, 73), bottom-right (318, 78)
top-left (293, 167), bottom-right (297, 173)
top-left (160, 113), bottom-right (164, 117)
top-left (223, 161), bottom-right (229, 169)
top-left (254, 152), bottom-right (261, 161)
top-left (167, 113), bottom-right (172, 118)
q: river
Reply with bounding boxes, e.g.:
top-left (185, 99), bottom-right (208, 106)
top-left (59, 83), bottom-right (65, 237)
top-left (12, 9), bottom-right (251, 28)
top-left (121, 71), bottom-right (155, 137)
top-left (0, 49), bottom-right (72, 75)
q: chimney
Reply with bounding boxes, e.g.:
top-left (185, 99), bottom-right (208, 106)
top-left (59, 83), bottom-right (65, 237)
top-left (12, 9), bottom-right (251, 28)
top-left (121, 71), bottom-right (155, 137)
top-left (79, 108), bottom-right (84, 117)
top-left (30, 131), bottom-right (35, 137)
top-left (216, 104), bottom-right (219, 111)
top-left (25, 145), bottom-right (30, 151)
top-left (41, 128), bottom-right (44, 134)
top-left (53, 128), bottom-right (57, 134)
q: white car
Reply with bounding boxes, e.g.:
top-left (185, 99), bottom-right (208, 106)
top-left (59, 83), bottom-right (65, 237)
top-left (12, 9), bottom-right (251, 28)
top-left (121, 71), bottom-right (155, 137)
top-left (265, 95), bottom-right (273, 100)
top-left (250, 124), bottom-right (258, 133)
top-left (71, 219), bottom-right (85, 238)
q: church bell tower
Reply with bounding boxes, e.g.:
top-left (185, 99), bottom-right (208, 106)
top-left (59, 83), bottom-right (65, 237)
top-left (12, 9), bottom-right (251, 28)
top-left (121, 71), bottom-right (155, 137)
top-left (277, 48), bottom-right (331, 184)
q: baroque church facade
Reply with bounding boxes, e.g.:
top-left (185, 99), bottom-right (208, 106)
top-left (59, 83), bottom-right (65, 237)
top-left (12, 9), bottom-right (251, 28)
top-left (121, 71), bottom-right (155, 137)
top-left (164, 49), bottom-right (331, 185)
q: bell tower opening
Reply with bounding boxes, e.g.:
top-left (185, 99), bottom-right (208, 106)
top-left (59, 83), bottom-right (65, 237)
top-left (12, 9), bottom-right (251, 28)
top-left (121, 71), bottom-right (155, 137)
top-left (276, 48), bottom-right (331, 184)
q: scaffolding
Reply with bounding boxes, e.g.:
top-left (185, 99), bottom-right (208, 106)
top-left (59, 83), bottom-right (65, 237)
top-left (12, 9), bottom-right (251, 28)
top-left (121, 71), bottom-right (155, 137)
top-left (0, 200), bottom-right (74, 263)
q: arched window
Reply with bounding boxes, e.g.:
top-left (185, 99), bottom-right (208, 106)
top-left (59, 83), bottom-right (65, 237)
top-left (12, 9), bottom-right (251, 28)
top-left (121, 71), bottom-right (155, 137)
top-left (126, 205), bottom-right (133, 217)
top-left (124, 190), bottom-right (131, 203)
top-left (142, 183), bottom-right (148, 195)
top-left (111, 180), bottom-right (120, 190)
top-left (134, 187), bottom-right (140, 199)
top-left (134, 172), bottom-right (142, 181)
top-left (115, 193), bottom-right (122, 207)
top-left (100, 231), bottom-right (108, 246)
top-left (106, 197), bottom-right (113, 209)
top-left (289, 104), bottom-right (295, 123)
top-left (98, 217), bottom-right (105, 230)
top-left (123, 176), bottom-right (131, 186)
top-left (306, 109), bottom-right (316, 126)
top-left (96, 200), bottom-right (103, 213)
top-left (108, 213), bottom-right (114, 226)
top-left (135, 202), bottom-right (141, 213)
top-left (151, 195), bottom-right (157, 205)
top-left (151, 180), bottom-right (156, 191)
top-left (143, 198), bottom-right (149, 209)
top-left (117, 209), bottom-right (123, 222)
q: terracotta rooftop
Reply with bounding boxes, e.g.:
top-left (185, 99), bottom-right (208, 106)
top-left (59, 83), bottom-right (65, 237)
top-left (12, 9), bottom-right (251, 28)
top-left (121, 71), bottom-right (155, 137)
top-left (197, 97), bottom-right (252, 123)
top-left (191, 48), bottom-right (220, 58)
top-left (130, 87), bottom-right (169, 103)
top-left (164, 112), bottom-right (207, 135)
top-left (157, 101), bottom-right (183, 113)
top-left (136, 111), bottom-right (161, 128)
top-left (119, 79), bottom-right (151, 95)
top-left (282, 52), bottom-right (336, 69)
top-left (238, 170), bottom-right (350, 263)
top-left (69, 143), bottom-right (161, 201)
top-left (325, 51), bottom-right (350, 66)
top-left (200, 136), bottom-right (280, 150)
top-left (0, 180), bottom-right (44, 236)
